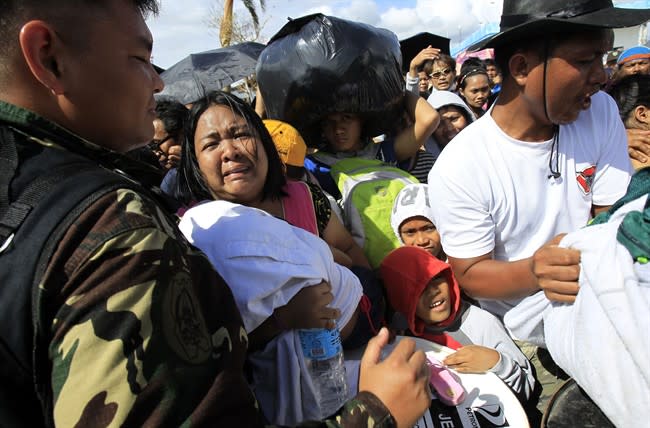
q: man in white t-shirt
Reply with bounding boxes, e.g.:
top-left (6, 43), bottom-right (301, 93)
top-left (427, 0), bottom-right (650, 422)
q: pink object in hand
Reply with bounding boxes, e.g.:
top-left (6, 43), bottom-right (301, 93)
top-left (426, 355), bottom-right (466, 406)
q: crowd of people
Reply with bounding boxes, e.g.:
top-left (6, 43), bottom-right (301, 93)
top-left (1, 0), bottom-right (649, 427)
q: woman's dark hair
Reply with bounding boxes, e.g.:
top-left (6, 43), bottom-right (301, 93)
top-left (176, 90), bottom-right (286, 204)
top-left (607, 74), bottom-right (650, 125)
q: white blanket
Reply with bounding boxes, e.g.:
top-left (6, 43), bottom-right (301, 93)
top-left (504, 195), bottom-right (650, 427)
top-left (179, 200), bottom-right (362, 425)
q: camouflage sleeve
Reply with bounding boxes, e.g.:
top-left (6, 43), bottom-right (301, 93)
top-left (39, 189), bottom-right (265, 427)
top-left (272, 391), bottom-right (396, 428)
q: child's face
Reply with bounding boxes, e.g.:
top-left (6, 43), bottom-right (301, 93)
top-left (322, 112), bottom-right (364, 153)
top-left (399, 216), bottom-right (443, 260)
top-left (416, 275), bottom-right (452, 324)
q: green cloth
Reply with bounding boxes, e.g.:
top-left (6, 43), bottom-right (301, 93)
top-left (590, 167), bottom-right (650, 263)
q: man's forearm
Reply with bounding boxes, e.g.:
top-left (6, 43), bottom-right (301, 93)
top-left (449, 256), bottom-right (539, 300)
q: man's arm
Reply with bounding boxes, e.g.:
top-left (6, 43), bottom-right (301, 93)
top-left (447, 253), bottom-right (539, 300)
top-left (448, 236), bottom-right (582, 304)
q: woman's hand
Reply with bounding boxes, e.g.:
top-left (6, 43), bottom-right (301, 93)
top-left (443, 345), bottom-right (500, 373)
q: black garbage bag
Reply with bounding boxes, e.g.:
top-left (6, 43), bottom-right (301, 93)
top-left (256, 13), bottom-right (405, 147)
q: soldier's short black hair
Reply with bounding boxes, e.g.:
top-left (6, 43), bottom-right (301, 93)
top-left (0, 1), bottom-right (159, 76)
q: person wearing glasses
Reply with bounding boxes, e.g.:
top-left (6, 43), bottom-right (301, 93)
top-left (151, 99), bottom-right (187, 170)
top-left (150, 99), bottom-right (188, 199)
top-left (429, 53), bottom-right (457, 92)
top-left (405, 45), bottom-right (440, 98)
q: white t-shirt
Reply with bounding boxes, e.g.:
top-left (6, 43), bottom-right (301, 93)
top-left (427, 91), bottom-right (632, 317)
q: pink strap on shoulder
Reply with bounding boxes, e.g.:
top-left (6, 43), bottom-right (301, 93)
top-left (282, 181), bottom-right (319, 236)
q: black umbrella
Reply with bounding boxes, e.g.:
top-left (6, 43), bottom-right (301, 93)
top-left (399, 32), bottom-right (451, 73)
top-left (158, 42), bottom-right (265, 104)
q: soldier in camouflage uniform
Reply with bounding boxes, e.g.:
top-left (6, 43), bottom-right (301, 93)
top-left (0, 0), bottom-right (432, 426)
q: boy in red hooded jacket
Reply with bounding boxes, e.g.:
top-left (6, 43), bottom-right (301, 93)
top-left (380, 246), bottom-right (534, 403)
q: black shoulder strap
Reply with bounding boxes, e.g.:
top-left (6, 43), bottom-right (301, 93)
top-left (0, 127), bottom-right (18, 216)
top-left (0, 162), bottom-right (96, 250)
top-left (0, 128), bottom-right (147, 427)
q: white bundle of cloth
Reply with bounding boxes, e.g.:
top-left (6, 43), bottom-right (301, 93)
top-left (504, 195), bottom-right (650, 427)
top-left (179, 200), bottom-right (362, 425)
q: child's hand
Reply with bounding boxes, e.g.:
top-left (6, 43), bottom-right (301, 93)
top-left (276, 281), bottom-right (341, 330)
top-left (443, 345), bottom-right (500, 373)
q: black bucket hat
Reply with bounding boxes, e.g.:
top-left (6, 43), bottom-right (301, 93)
top-left (469, 0), bottom-right (650, 52)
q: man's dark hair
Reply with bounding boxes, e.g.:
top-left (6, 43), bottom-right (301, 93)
top-left (483, 58), bottom-right (498, 70)
top-left (494, 28), bottom-right (613, 80)
top-left (436, 54), bottom-right (456, 70)
top-left (607, 73), bottom-right (650, 125)
top-left (0, 1), bottom-right (159, 76)
top-left (177, 90), bottom-right (287, 205)
top-left (155, 99), bottom-right (188, 140)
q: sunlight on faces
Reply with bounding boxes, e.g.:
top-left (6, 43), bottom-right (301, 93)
top-left (418, 71), bottom-right (431, 92)
top-left (517, 31), bottom-right (610, 127)
top-left (460, 74), bottom-right (490, 110)
top-left (194, 105), bottom-right (268, 204)
top-left (399, 216), bottom-right (443, 259)
top-left (547, 34), bottom-right (609, 125)
top-left (53, 2), bottom-right (163, 152)
top-left (433, 106), bottom-right (469, 147)
top-left (430, 59), bottom-right (456, 91)
top-left (619, 59), bottom-right (650, 77)
top-left (416, 275), bottom-right (452, 325)
top-left (322, 112), bottom-right (364, 153)
top-left (152, 118), bottom-right (180, 169)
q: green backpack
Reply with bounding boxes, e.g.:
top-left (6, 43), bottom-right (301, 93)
top-left (330, 157), bottom-right (418, 268)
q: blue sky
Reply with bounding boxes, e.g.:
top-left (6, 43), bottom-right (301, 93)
top-left (147, 0), bottom-right (646, 69)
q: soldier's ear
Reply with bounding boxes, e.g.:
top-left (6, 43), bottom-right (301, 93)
top-left (19, 20), bottom-right (65, 95)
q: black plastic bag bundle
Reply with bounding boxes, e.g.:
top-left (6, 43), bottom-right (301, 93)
top-left (256, 14), bottom-right (405, 147)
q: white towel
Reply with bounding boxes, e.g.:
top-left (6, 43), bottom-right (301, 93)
top-left (505, 195), bottom-right (650, 427)
top-left (179, 200), bottom-right (363, 425)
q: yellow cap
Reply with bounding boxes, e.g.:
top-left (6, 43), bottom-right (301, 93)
top-left (263, 119), bottom-right (307, 167)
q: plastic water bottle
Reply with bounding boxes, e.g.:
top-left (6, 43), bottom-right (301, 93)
top-left (299, 328), bottom-right (348, 418)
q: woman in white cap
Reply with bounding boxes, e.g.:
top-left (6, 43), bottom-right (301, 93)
top-left (425, 91), bottom-right (475, 157)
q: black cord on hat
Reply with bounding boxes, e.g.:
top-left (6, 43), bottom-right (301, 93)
top-left (543, 40), bottom-right (561, 179)
top-left (547, 125), bottom-right (561, 179)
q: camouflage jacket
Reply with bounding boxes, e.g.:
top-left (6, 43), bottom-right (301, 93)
top-left (0, 101), bottom-right (395, 427)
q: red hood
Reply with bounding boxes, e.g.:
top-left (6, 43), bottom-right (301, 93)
top-left (380, 246), bottom-right (461, 336)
